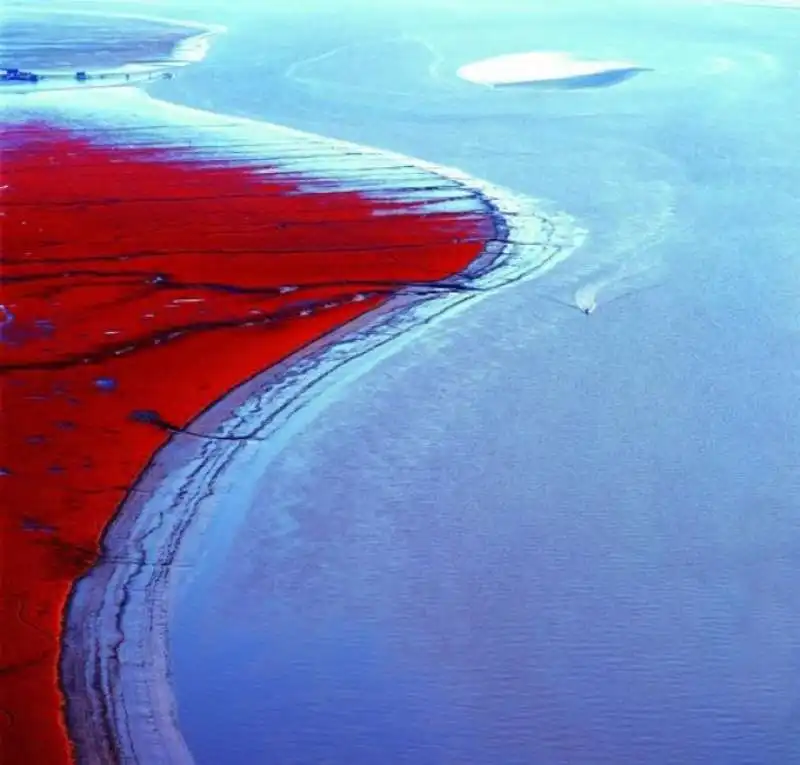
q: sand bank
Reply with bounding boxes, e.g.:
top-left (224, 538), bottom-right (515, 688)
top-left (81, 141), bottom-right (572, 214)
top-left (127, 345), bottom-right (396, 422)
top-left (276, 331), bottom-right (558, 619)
top-left (457, 51), bottom-right (647, 88)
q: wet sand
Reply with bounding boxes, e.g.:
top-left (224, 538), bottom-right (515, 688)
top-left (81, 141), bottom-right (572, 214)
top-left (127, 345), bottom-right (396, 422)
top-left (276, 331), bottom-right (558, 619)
top-left (5, 1), bottom-right (799, 763)
top-left (152, 2), bottom-right (800, 764)
top-left (54, 88), bottom-right (580, 764)
top-left (0, 9), bottom-right (530, 764)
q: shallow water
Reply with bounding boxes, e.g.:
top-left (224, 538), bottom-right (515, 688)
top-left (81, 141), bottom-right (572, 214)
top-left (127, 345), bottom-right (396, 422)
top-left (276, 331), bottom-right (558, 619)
top-left (0, 12), bottom-right (194, 70)
top-left (157, 2), bottom-right (800, 763)
top-left (26, 1), bottom-right (800, 763)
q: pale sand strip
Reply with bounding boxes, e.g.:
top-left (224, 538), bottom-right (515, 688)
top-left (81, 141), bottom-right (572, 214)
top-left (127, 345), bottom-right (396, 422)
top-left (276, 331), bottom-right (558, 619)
top-left (56, 87), bottom-right (585, 765)
top-left (33, 1), bottom-right (792, 759)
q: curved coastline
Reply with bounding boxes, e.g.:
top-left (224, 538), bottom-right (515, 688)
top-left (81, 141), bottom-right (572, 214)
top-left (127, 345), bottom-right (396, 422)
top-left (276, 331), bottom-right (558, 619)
top-left (7, 3), bottom-right (800, 762)
top-left (2, 100), bottom-right (495, 764)
top-left (1, 7), bottom-right (582, 764)
top-left (57, 101), bottom-right (584, 765)
top-left (77, 5), bottom-right (800, 765)
top-left (0, 12), bottom-right (230, 764)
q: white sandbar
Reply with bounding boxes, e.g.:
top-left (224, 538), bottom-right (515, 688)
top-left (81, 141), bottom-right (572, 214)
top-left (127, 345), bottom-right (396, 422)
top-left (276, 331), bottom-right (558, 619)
top-left (457, 51), bottom-right (641, 86)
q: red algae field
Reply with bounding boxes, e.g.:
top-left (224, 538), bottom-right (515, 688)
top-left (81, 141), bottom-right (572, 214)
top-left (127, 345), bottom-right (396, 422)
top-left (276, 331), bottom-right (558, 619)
top-left (0, 107), bottom-right (495, 764)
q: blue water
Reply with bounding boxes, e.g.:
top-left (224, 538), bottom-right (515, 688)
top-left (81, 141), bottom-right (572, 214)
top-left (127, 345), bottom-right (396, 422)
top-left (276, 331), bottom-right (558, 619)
top-left (176, 611), bottom-right (487, 763)
top-left (47, 1), bottom-right (800, 763)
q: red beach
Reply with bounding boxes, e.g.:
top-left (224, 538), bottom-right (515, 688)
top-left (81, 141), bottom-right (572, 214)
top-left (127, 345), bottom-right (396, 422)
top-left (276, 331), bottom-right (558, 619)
top-left (0, 114), bottom-right (495, 764)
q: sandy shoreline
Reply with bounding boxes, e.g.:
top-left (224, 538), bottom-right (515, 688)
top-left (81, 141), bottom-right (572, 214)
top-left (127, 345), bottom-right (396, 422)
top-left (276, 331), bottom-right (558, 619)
top-left (1, 7), bottom-right (581, 763)
top-left (58, 97), bottom-right (584, 763)
top-left (7, 2), bottom-right (799, 762)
